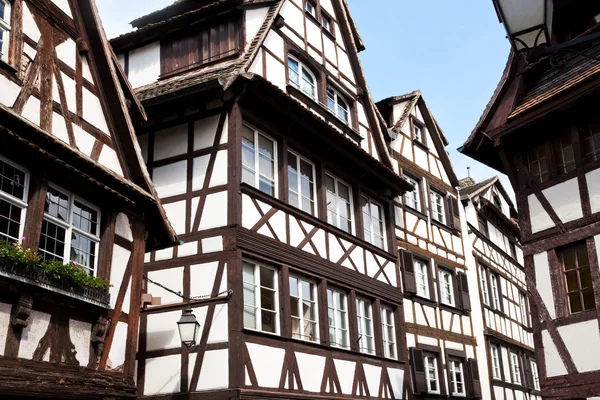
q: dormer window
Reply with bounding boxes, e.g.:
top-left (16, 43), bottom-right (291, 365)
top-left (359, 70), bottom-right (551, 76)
top-left (288, 56), bottom-right (316, 99)
top-left (326, 86), bottom-right (349, 124)
top-left (0, 0), bottom-right (11, 63)
top-left (304, 0), bottom-right (316, 18)
top-left (321, 14), bottom-right (332, 33)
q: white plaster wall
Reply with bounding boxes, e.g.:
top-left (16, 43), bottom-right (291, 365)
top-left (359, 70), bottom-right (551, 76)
top-left (528, 194), bottom-right (555, 233)
top-left (127, 42), bottom-right (161, 88)
top-left (153, 160), bottom-right (187, 198)
top-left (558, 319), bottom-right (600, 373)
top-left (98, 146), bottom-right (124, 177)
top-left (162, 200), bottom-right (186, 234)
top-left (363, 363), bottom-right (382, 395)
top-left (247, 343), bottom-right (285, 388)
top-left (333, 358), bottom-right (355, 394)
top-left (587, 168), bottom-right (600, 213)
top-left (296, 352), bottom-right (326, 392)
top-left (245, 7), bottom-right (269, 46)
top-left (115, 213), bottom-right (133, 241)
top-left (109, 245), bottom-right (131, 309)
top-left (280, 0), bottom-right (303, 37)
top-left (69, 319), bottom-right (91, 367)
top-left (542, 179), bottom-right (582, 223)
top-left (18, 310), bottom-right (51, 360)
top-left (199, 191), bottom-right (228, 230)
top-left (108, 321), bottom-right (127, 368)
top-left (0, 302), bottom-right (12, 356)
top-left (0, 75), bottom-right (22, 107)
top-left (146, 311), bottom-right (183, 351)
top-left (154, 124), bottom-right (188, 161)
top-left (542, 329), bottom-right (568, 377)
top-left (533, 251), bottom-right (555, 318)
top-left (144, 354), bottom-right (181, 395)
top-left (194, 349), bottom-right (229, 391)
top-left (194, 114), bottom-right (221, 150)
top-left (148, 267), bottom-right (184, 305)
top-left (265, 52), bottom-right (286, 91)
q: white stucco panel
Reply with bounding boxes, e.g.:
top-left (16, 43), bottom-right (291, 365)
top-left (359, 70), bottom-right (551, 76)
top-left (109, 245), bottom-right (131, 309)
top-left (199, 191), bottom-right (228, 230)
top-left (542, 179), bottom-right (582, 223)
top-left (144, 354), bottom-right (181, 395)
top-left (542, 330), bottom-right (568, 377)
top-left (587, 168), bottom-right (600, 214)
top-left (98, 146), bottom-right (124, 177)
top-left (333, 358), bottom-right (355, 395)
top-left (115, 213), bottom-right (133, 241)
top-left (0, 302), bottom-right (12, 356)
top-left (209, 150), bottom-right (228, 188)
top-left (190, 261), bottom-right (226, 298)
top-left (296, 351), bottom-right (326, 392)
top-left (528, 194), bottom-right (555, 233)
top-left (265, 52), bottom-right (286, 91)
top-left (108, 321), bottom-right (127, 369)
top-left (195, 349), bottom-right (229, 391)
top-left (163, 200), bottom-right (186, 234)
top-left (247, 343), bottom-right (285, 388)
top-left (245, 7), bottom-right (269, 47)
top-left (128, 42), bottom-right (161, 88)
top-left (18, 310), bottom-right (50, 360)
top-left (363, 364), bottom-right (382, 396)
top-left (148, 267), bottom-right (184, 305)
top-left (0, 75), bottom-right (22, 108)
top-left (69, 319), bottom-right (91, 367)
top-left (194, 114), bottom-right (220, 151)
top-left (147, 311), bottom-right (183, 351)
top-left (559, 319), bottom-right (600, 373)
top-left (388, 367), bottom-right (404, 399)
top-left (153, 160), bottom-right (187, 198)
top-left (533, 251), bottom-right (555, 318)
top-left (154, 123), bottom-right (188, 161)
top-left (264, 30), bottom-right (285, 61)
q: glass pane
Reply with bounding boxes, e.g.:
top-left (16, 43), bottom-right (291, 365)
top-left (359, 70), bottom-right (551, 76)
top-left (261, 287), bottom-right (276, 312)
top-left (327, 289), bottom-right (333, 305)
top-left (569, 292), bottom-right (583, 313)
top-left (242, 263), bottom-right (255, 283)
top-left (562, 248), bottom-right (577, 271)
top-left (45, 187), bottom-right (70, 221)
top-left (289, 276), bottom-right (299, 297)
top-left (242, 144), bottom-right (255, 170)
top-left (39, 220), bottom-right (66, 262)
top-left (243, 306), bottom-right (256, 329)
top-left (258, 177), bottom-right (275, 196)
top-left (338, 183), bottom-right (350, 202)
top-left (291, 297), bottom-right (300, 317)
top-left (260, 267), bottom-right (275, 289)
top-left (301, 280), bottom-right (313, 300)
top-left (576, 244), bottom-right (589, 267)
top-left (70, 233), bottom-right (96, 271)
top-left (242, 167), bottom-right (255, 187)
top-left (261, 310), bottom-right (276, 333)
top-left (0, 160), bottom-right (26, 200)
top-left (72, 201), bottom-right (98, 235)
top-left (242, 125), bottom-right (255, 145)
top-left (259, 155), bottom-right (274, 180)
top-left (289, 192), bottom-right (299, 208)
top-left (583, 289), bottom-right (596, 311)
top-left (0, 199), bottom-right (22, 241)
top-left (243, 283), bottom-right (256, 306)
top-left (580, 266), bottom-right (593, 289)
top-left (565, 270), bottom-right (579, 292)
top-left (292, 317), bottom-right (300, 337)
top-left (258, 135), bottom-right (274, 159)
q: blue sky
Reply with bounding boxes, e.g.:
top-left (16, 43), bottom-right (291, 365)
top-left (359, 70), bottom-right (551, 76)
top-left (97, 0), bottom-right (512, 196)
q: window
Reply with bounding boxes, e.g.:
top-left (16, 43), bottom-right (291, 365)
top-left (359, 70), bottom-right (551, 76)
top-left (490, 345), bottom-right (501, 379)
top-left (531, 360), bottom-right (540, 390)
top-left (509, 241), bottom-right (517, 259)
top-left (558, 241), bottom-right (595, 314)
top-left (304, 0), bottom-right (316, 17)
top-left (430, 190), bottom-right (445, 224)
top-left (243, 261), bottom-right (278, 333)
top-left (356, 297), bottom-right (374, 354)
top-left (242, 124), bottom-right (277, 196)
top-left (413, 123), bottom-right (423, 142)
top-left (0, 0), bottom-right (11, 63)
top-left (439, 269), bottom-right (455, 307)
top-left (424, 354), bottom-right (440, 394)
top-left (325, 173), bottom-right (353, 233)
top-left (415, 259), bottom-right (430, 298)
top-left (493, 194), bottom-right (501, 209)
top-left (477, 215), bottom-right (488, 238)
top-left (362, 196), bottom-right (385, 249)
top-left (527, 144), bottom-right (548, 183)
top-left (326, 86), bottom-right (349, 124)
top-left (380, 306), bottom-right (396, 359)
top-left (553, 133), bottom-right (576, 176)
top-left (39, 186), bottom-right (100, 275)
top-left (479, 265), bottom-right (490, 306)
top-left (510, 352), bottom-right (521, 384)
top-left (449, 358), bottom-right (466, 396)
top-left (404, 176), bottom-right (421, 211)
top-left (520, 292), bottom-right (529, 327)
top-left (321, 14), bottom-right (332, 33)
top-left (290, 275), bottom-right (318, 342)
top-left (581, 120), bottom-right (600, 163)
top-left (288, 150), bottom-right (316, 215)
top-left (0, 157), bottom-right (27, 242)
top-left (288, 57), bottom-right (316, 99)
top-left (491, 273), bottom-right (501, 310)
top-left (327, 288), bottom-right (349, 348)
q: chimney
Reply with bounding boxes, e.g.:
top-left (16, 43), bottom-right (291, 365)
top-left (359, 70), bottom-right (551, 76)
top-left (459, 177), bottom-right (476, 188)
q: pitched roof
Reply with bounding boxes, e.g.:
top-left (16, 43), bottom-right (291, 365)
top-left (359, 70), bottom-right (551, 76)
top-left (458, 176), bottom-right (497, 199)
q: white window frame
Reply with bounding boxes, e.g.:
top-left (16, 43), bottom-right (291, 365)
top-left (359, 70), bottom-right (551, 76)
top-left (413, 123), bottom-right (422, 142)
top-left (356, 297), bottom-right (374, 355)
top-left (424, 355), bottom-right (440, 394)
top-left (531, 360), bottom-right (540, 390)
top-left (439, 269), bottom-right (455, 307)
top-left (415, 259), bottom-right (429, 298)
top-left (362, 196), bottom-right (386, 250)
top-left (289, 274), bottom-right (319, 342)
top-left (510, 352), bottom-right (521, 384)
top-left (449, 358), bottom-right (466, 396)
top-left (0, 155), bottom-right (28, 242)
top-left (479, 264), bottom-right (490, 306)
top-left (288, 56), bottom-right (317, 99)
top-left (404, 176), bottom-right (421, 211)
top-left (241, 124), bottom-right (278, 197)
top-left (430, 190), bottom-right (445, 224)
top-left (380, 306), bottom-right (397, 359)
top-left (0, 0), bottom-right (11, 63)
top-left (490, 344), bottom-right (501, 379)
top-left (242, 260), bottom-right (280, 334)
top-left (287, 149), bottom-right (317, 216)
top-left (520, 292), bottom-right (529, 327)
top-left (327, 287), bottom-right (349, 349)
top-left (325, 172), bottom-right (354, 234)
top-left (304, 0), bottom-right (316, 17)
top-left (491, 274), bottom-right (501, 310)
top-left (41, 183), bottom-right (101, 275)
top-left (321, 13), bottom-right (332, 33)
top-left (326, 85), bottom-right (349, 124)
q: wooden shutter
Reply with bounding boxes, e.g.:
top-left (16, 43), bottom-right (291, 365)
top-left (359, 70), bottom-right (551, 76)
top-left (451, 196), bottom-right (461, 229)
top-left (469, 358), bottom-right (482, 398)
top-left (458, 272), bottom-right (471, 311)
top-left (409, 348), bottom-right (427, 393)
top-left (402, 251), bottom-right (417, 295)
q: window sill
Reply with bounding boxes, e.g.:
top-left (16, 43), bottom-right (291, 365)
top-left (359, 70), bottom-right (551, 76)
top-left (404, 205), bottom-right (428, 221)
top-left (322, 27), bottom-right (336, 41)
top-left (414, 139), bottom-right (429, 152)
top-left (0, 59), bottom-right (18, 76)
top-left (439, 302), bottom-right (467, 316)
top-left (305, 11), bottom-right (320, 26)
top-left (431, 218), bottom-right (459, 236)
top-left (408, 294), bottom-right (437, 308)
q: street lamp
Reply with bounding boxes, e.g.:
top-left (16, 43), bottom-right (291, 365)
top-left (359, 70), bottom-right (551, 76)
top-left (177, 308), bottom-right (200, 347)
top-left (492, 0), bottom-right (553, 50)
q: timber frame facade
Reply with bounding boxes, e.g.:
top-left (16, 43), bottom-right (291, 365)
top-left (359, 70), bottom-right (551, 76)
top-left (462, 2), bottom-right (600, 399)
top-left (377, 92), bottom-right (483, 399)
top-left (111, 0), bottom-right (413, 398)
top-left (0, 0), bottom-right (176, 398)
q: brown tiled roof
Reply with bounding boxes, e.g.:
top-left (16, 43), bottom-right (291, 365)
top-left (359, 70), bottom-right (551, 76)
top-left (509, 44), bottom-right (600, 119)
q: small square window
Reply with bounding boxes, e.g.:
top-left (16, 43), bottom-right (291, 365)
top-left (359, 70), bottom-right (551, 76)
top-left (304, 1), bottom-right (316, 17)
top-left (322, 14), bottom-right (332, 33)
top-left (413, 124), bottom-right (422, 142)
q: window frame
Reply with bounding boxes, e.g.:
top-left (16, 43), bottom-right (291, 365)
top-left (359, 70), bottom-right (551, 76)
top-left (356, 297), bottom-right (375, 355)
top-left (361, 195), bottom-right (386, 250)
top-left (527, 143), bottom-right (549, 184)
top-left (287, 149), bottom-right (317, 216)
top-left (321, 13), bottom-right (333, 34)
top-left (580, 120), bottom-right (600, 163)
top-left (423, 352), bottom-right (441, 394)
top-left (479, 264), bottom-right (490, 306)
top-left (0, 155), bottom-right (29, 243)
top-left (552, 132), bottom-right (576, 176)
top-left (490, 344), bottom-right (502, 380)
top-left (412, 119), bottom-right (425, 145)
top-left (0, 0), bottom-right (11, 64)
top-left (404, 176), bottom-right (421, 212)
top-left (448, 357), bottom-right (466, 397)
top-left (477, 215), bottom-right (489, 238)
top-left (380, 305), bottom-right (397, 360)
top-left (510, 352), bottom-right (521, 384)
top-left (531, 360), bottom-right (540, 390)
top-left (241, 123), bottom-right (278, 197)
top-left (438, 268), bottom-right (455, 307)
top-left (557, 241), bottom-right (596, 315)
top-left (519, 292), bottom-right (529, 327)
top-left (490, 272), bottom-right (502, 311)
top-left (325, 172), bottom-right (354, 234)
top-left (327, 287), bottom-right (349, 349)
top-left (326, 85), bottom-right (350, 124)
top-left (429, 189), bottom-right (446, 225)
top-left (242, 260), bottom-right (280, 335)
top-left (289, 274), bottom-right (319, 342)
top-left (414, 258), bottom-right (430, 299)
top-left (287, 55), bottom-right (317, 100)
top-left (304, 0), bottom-right (317, 18)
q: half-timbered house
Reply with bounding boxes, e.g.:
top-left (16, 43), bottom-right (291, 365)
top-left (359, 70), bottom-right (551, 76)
top-left (459, 176), bottom-right (541, 400)
top-left (110, 0), bottom-right (413, 398)
top-left (377, 92), bottom-right (482, 399)
top-left (0, 0), bottom-right (177, 398)
top-left (461, 1), bottom-right (600, 399)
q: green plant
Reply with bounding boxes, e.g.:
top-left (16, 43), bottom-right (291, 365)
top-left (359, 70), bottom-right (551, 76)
top-left (0, 238), bottom-right (111, 292)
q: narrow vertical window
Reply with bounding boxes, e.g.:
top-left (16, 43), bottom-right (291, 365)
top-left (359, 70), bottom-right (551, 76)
top-left (449, 358), bottom-right (466, 396)
top-left (321, 14), bottom-right (332, 33)
top-left (327, 288), bottom-right (349, 348)
top-left (362, 196), bottom-right (385, 249)
top-left (491, 273), bottom-right (501, 310)
top-left (242, 261), bottom-right (279, 333)
top-left (558, 241), bottom-right (595, 314)
top-left (581, 120), bottom-right (600, 163)
top-left (0, 157), bottom-right (28, 242)
top-left (520, 292), bottom-right (529, 327)
top-left (430, 190), bottom-right (445, 224)
top-left (478, 215), bottom-right (489, 238)
top-left (356, 297), bottom-right (374, 354)
top-left (490, 345), bottom-right (501, 379)
top-left (510, 353), bottom-right (521, 384)
top-left (326, 86), bottom-right (349, 124)
top-left (553, 132), bottom-right (576, 176)
top-left (380, 306), bottom-right (396, 359)
top-left (531, 360), bottom-right (540, 390)
top-left (479, 265), bottom-right (490, 306)
top-left (415, 259), bottom-right (430, 298)
top-left (424, 354), bottom-right (440, 393)
top-left (0, 0), bottom-right (11, 63)
top-left (413, 123), bottom-right (422, 142)
top-left (290, 275), bottom-right (318, 342)
top-left (287, 150), bottom-right (316, 215)
top-left (241, 124), bottom-right (277, 197)
top-left (325, 173), bottom-right (353, 233)
top-left (439, 269), bottom-right (455, 306)
top-left (304, 0), bottom-right (316, 17)
top-left (404, 176), bottom-right (421, 211)
top-left (288, 57), bottom-right (316, 99)
top-left (527, 144), bottom-right (548, 183)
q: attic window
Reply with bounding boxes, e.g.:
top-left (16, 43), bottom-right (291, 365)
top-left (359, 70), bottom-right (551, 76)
top-left (321, 14), bottom-right (332, 33)
top-left (0, 0), bottom-right (11, 63)
top-left (305, 1), bottom-right (316, 18)
top-left (413, 121), bottom-right (424, 144)
top-left (326, 86), bottom-right (349, 124)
